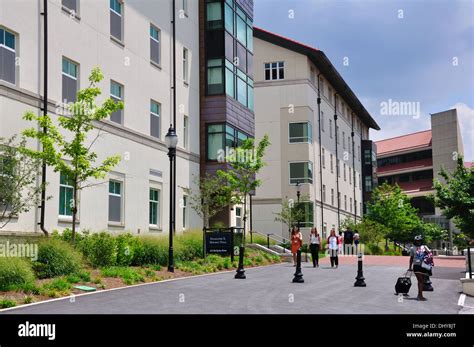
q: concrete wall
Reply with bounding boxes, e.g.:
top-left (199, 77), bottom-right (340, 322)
top-left (0, 0), bottom-right (202, 235)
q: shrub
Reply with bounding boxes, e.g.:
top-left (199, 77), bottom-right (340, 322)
top-left (101, 267), bottom-right (145, 285)
top-left (33, 239), bottom-right (82, 278)
top-left (0, 299), bottom-right (16, 308)
top-left (52, 228), bottom-right (87, 244)
top-left (366, 243), bottom-right (383, 255)
top-left (23, 295), bottom-right (33, 304)
top-left (42, 278), bottom-right (72, 292)
top-left (136, 236), bottom-right (168, 266)
top-left (116, 233), bottom-right (143, 266)
top-left (175, 231), bottom-right (203, 261)
top-left (18, 282), bottom-right (41, 295)
top-left (80, 232), bottom-right (117, 268)
top-left (0, 257), bottom-right (35, 291)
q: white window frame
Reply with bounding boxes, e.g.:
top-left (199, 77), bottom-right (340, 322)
top-left (264, 61), bottom-right (284, 81)
top-left (149, 188), bottom-right (161, 228)
top-left (108, 179), bottom-right (124, 225)
top-left (288, 121), bottom-right (312, 144)
top-left (59, 172), bottom-right (74, 218)
top-left (288, 161), bottom-right (313, 185)
top-left (183, 115), bottom-right (188, 149)
top-left (0, 27), bottom-right (17, 86)
top-left (150, 24), bottom-right (161, 66)
top-left (183, 47), bottom-right (189, 83)
top-left (182, 194), bottom-right (188, 230)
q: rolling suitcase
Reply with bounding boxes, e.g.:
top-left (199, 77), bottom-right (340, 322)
top-left (395, 270), bottom-right (412, 295)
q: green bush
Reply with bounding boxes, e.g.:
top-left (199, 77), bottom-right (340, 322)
top-left (175, 231), bottom-right (203, 261)
top-left (116, 233), bottom-right (143, 266)
top-left (51, 228), bottom-right (87, 244)
top-left (101, 267), bottom-right (145, 285)
top-left (33, 239), bottom-right (82, 278)
top-left (42, 278), bottom-right (72, 292)
top-left (0, 257), bottom-right (35, 291)
top-left (0, 299), bottom-right (16, 308)
top-left (366, 243), bottom-right (383, 255)
top-left (79, 232), bottom-right (117, 268)
top-left (136, 236), bottom-right (168, 266)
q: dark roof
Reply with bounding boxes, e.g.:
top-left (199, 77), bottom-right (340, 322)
top-left (254, 27), bottom-right (380, 130)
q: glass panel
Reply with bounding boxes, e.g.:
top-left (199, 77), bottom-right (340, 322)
top-left (207, 133), bottom-right (223, 160)
top-left (237, 77), bottom-right (247, 106)
top-left (0, 29), bottom-right (4, 45)
top-left (225, 68), bottom-right (234, 98)
top-left (208, 124), bottom-right (224, 133)
top-left (224, 3), bottom-right (234, 34)
top-left (207, 2), bottom-right (223, 29)
top-left (111, 82), bottom-right (122, 98)
top-left (246, 26), bottom-right (253, 51)
top-left (247, 85), bottom-right (253, 111)
top-left (236, 15), bottom-right (246, 45)
top-left (150, 26), bottom-right (159, 41)
top-left (208, 66), bottom-right (224, 94)
top-left (4, 31), bottom-right (15, 50)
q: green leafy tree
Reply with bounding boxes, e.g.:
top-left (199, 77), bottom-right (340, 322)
top-left (21, 67), bottom-right (123, 243)
top-left (274, 194), bottom-right (310, 236)
top-left (365, 183), bottom-right (421, 244)
top-left (433, 156), bottom-right (474, 238)
top-left (0, 136), bottom-right (44, 229)
top-left (411, 222), bottom-right (448, 245)
top-left (355, 219), bottom-right (388, 245)
top-left (217, 135), bottom-right (271, 241)
top-left (182, 173), bottom-right (236, 228)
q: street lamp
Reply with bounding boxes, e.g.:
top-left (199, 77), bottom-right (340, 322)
top-left (165, 125), bottom-right (178, 272)
top-left (296, 180), bottom-right (301, 228)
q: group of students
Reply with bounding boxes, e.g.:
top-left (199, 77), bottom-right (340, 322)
top-left (290, 226), bottom-right (360, 268)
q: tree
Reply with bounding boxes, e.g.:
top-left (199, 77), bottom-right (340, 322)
top-left (411, 222), bottom-right (448, 245)
top-left (21, 67), bottom-right (123, 243)
top-left (365, 183), bottom-right (421, 244)
top-left (182, 173), bottom-right (236, 228)
top-left (0, 136), bottom-right (44, 229)
top-left (433, 156), bottom-right (474, 239)
top-left (217, 135), bottom-right (270, 240)
top-left (274, 194), bottom-right (310, 237)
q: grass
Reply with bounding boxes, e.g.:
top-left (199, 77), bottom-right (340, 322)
top-left (100, 266), bottom-right (145, 285)
top-left (0, 299), bottom-right (16, 308)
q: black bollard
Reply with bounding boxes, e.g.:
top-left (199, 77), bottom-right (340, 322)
top-left (234, 246), bottom-right (246, 279)
top-left (423, 276), bottom-right (433, 291)
top-left (354, 252), bottom-right (366, 287)
top-left (292, 250), bottom-right (304, 283)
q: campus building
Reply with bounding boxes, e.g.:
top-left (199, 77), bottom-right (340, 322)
top-left (375, 109), bottom-right (466, 241)
top-left (0, 0), bottom-right (202, 235)
top-left (251, 28), bottom-right (380, 240)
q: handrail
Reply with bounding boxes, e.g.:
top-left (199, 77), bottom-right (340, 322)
top-left (249, 230), bottom-right (291, 254)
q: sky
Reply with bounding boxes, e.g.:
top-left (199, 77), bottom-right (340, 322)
top-left (254, 0), bottom-right (474, 161)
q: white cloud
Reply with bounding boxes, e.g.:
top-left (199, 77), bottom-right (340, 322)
top-left (451, 103), bottom-right (474, 162)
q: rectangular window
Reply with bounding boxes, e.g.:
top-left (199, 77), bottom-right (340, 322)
top-left (348, 137), bottom-right (352, 154)
top-left (328, 87), bottom-right (333, 104)
top-left (322, 148), bottom-right (326, 169)
top-left (331, 188), bottom-right (334, 206)
top-left (330, 154), bottom-right (334, 174)
top-left (344, 163), bottom-right (346, 181)
top-left (350, 197), bottom-right (353, 212)
top-left (289, 122), bottom-right (312, 143)
top-left (62, 57), bottom-right (78, 103)
top-left (108, 180), bottom-right (122, 223)
top-left (110, 0), bottom-right (123, 41)
top-left (264, 61), bottom-right (284, 81)
top-left (336, 126), bottom-right (340, 144)
top-left (149, 188), bottom-right (160, 226)
top-left (289, 161), bottom-right (313, 185)
top-left (150, 25), bottom-right (160, 65)
top-left (0, 28), bottom-right (16, 84)
top-left (235, 207), bottom-right (242, 227)
top-left (183, 115), bottom-right (188, 149)
top-left (110, 81), bottom-right (123, 124)
top-left (365, 176), bottom-right (373, 192)
top-left (337, 159), bottom-right (341, 177)
top-left (207, 59), bottom-right (224, 95)
top-left (322, 185), bottom-right (326, 202)
top-left (343, 132), bottom-right (346, 149)
top-left (319, 77), bottom-right (325, 96)
top-left (237, 75), bottom-right (247, 106)
top-left (329, 119), bottom-right (333, 138)
top-left (344, 195), bottom-right (347, 211)
top-left (224, 2), bottom-right (234, 34)
top-left (207, 1), bottom-right (223, 30)
top-left (349, 167), bottom-right (352, 185)
top-left (358, 145), bottom-right (361, 161)
top-left (207, 123), bottom-right (248, 161)
top-left (364, 149), bottom-right (371, 165)
top-left (297, 201), bottom-right (314, 228)
top-left (183, 47), bottom-right (189, 83)
top-left (150, 100), bottom-right (160, 139)
top-left (59, 172), bottom-right (74, 217)
top-left (182, 195), bottom-right (188, 229)
top-left (62, 0), bottom-right (78, 13)
top-left (236, 12), bottom-right (246, 45)
top-left (321, 112), bottom-right (325, 132)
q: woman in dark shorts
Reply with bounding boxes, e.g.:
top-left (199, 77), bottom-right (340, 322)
top-left (409, 235), bottom-right (434, 301)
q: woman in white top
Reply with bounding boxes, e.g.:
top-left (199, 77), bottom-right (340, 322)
top-left (309, 228), bottom-right (321, 267)
top-left (327, 229), bottom-right (339, 268)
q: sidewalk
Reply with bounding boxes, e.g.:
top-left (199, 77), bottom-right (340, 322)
top-left (319, 255), bottom-right (465, 268)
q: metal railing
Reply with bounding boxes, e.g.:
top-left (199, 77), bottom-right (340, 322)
top-left (249, 230), bottom-right (291, 254)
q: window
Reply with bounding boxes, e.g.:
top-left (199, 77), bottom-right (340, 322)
top-left (329, 119), bottom-right (333, 138)
top-left (349, 167), bottom-right (352, 185)
top-left (206, 1), bottom-right (223, 30)
top-left (310, 67), bottom-right (315, 85)
top-left (331, 188), bottom-right (334, 206)
top-left (59, 172), bottom-right (74, 217)
top-left (322, 148), bottom-right (326, 169)
top-left (235, 207), bottom-right (242, 227)
top-left (207, 59), bottom-right (224, 95)
top-left (337, 159), bottom-right (341, 177)
top-left (321, 112), bottom-right (325, 132)
top-left (348, 137), bottom-right (352, 154)
top-left (330, 154), bottom-right (334, 174)
top-left (224, 2), bottom-right (234, 34)
top-left (289, 122), bottom-right (312, 143)
top-left (338, 192), bottom-right (341, 207)
top-left (150, 25), bottom-right (160, 65)
top-left (319, 77), bottom-right (325, 96)
top-left (343, 132), bottom-right (346, 149)
top-left (182, 195), bottom-right (188, 229)
top-left (150, 100), bottom-right (160, 139)
top-left (183, 115), bottom-right (188, 149)
top-left (328, 87), bottom-right (333, 104)
top-left (108, 180), bottom-right (122, 223)
top-left (364, 149), bottom-right (371, 165)
top-left (110, 0), bottom-right (123, 42)
top-left (206, 123), bottom-right (248, 161)
top-left (264, 62), bottom-right (284, 81)
top-left (182, 0), bottom-right (188, 16)
top-left (344, 195), bottom-right (347, 211)
top-left (296, 201), bottom-right (314, 228)
top-left (350, 197), bottom-right (353, 212)
top-left (289, 162), bottom-right (313, 185)
top-left (358, 145), bottom-right (361, 161)
top-left (62, 58), bottom-right (78, 103)
top-left (149, 189), bottom-right (160, 226)
top-left (0, 28), bottom-right (16, 85)
top-left (183, 47), bottom-right (189, 83)
top-left (110, 81), bottom-right (123, 124)
top-left (355, 200), bottom-right (357, 215)
top-left (322, 185), bottom-right (326, 202)
top-left (336, 125), bottom-right (340, 144)
top-left (62, 0), bottom-right (78, 13)
top-left (343, 163), bottom-right (346, 181)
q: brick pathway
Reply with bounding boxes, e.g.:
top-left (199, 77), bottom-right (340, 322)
top-left (319, 254), bottom-right (465, 268)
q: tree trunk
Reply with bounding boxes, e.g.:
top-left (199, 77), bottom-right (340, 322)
top-left (72, 179), bottom-right (78, 244)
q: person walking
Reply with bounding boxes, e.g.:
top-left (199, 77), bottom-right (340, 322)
top-left (353, 231), bottom-right (360, 254)
top-left (309, 228), bottom-right (321, 268)
top-left (337, 231), bottom-right (343, 255)
top-left (408, 235), bottom-right (434, 301)
top-left (343, 228), bottom-right (354, 255)
top-left (291, 226), bottom-right (303, 266)
top-left (327, 229), bottom-right (339, 268)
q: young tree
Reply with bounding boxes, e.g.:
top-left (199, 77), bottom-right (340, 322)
top-left (365, 183), bottom-right (421, 244)
top-left (433, 156), bottom-right (474, 239)
top-left (274, 194), bottom-right (310, 238)
top-left (182, 173), bottom-right (235, 228)
top-left (217, 135), bottom-right (271, 240)
top-left (0, 136), bottom-right (44, 229)
top-left (21, 67), bottom-right (123, 243)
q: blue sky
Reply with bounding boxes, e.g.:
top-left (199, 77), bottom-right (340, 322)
top-left (254, 0), bottom-right (474, 161)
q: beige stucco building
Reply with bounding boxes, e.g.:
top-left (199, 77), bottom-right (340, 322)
top-left (252, 28), bottom-right (380, 240)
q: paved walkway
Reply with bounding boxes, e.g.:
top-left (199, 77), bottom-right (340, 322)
top-left (319, 254), bottom-right (465, 268)
top-left (2, 258), bottom-right (465, 314)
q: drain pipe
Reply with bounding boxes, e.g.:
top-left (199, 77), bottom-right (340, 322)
top-left (334, 93), bottom-right (340, 231)
top-left (39, 0), bottom-right (48, 236)
top-left (317, 74), bottom-right (324, 236)
top-left (351, 112), bottom-right (357, 223)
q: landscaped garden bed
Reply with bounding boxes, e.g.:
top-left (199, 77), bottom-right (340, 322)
top-left (0, 230), bottom-right (281, 309)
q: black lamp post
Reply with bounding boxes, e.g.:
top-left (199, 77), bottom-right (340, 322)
top-left (296, 180), bottom-right (301, 228)
top-left (165, 125), bottom-right (178, 272)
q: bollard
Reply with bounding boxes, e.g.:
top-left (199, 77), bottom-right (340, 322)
top-left (423, 276), bottom-right (433, 291)
top-left (354, 252), bottom-right (366, 287)
top-left (292, 250), bottom-right (304, 283)
top-left (234, 246), bottom-right (246, 279)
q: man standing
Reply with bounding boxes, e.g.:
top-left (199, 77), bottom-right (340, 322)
top-left (343, 228), bottom-right (354, 255)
